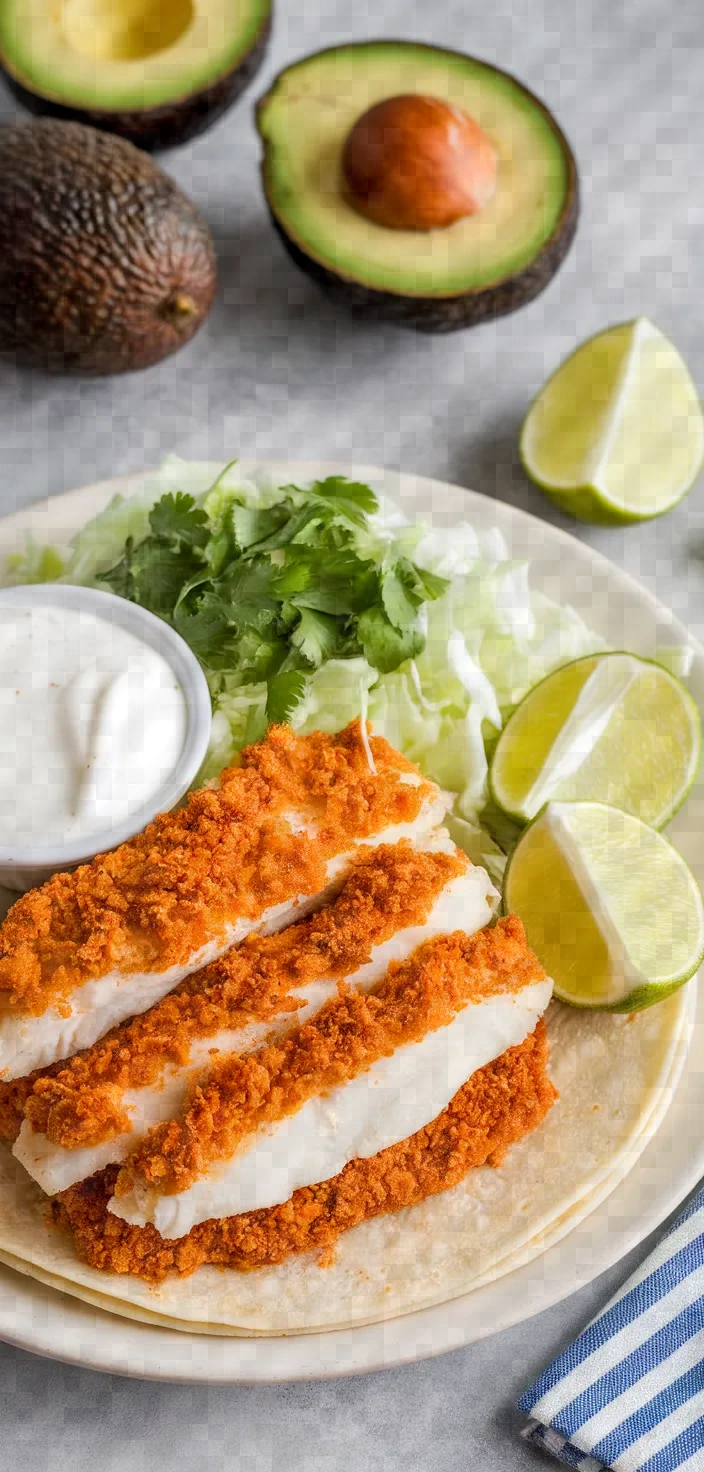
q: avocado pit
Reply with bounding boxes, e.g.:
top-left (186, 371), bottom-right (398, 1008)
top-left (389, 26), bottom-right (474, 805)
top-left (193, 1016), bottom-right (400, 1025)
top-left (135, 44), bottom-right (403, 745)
top-left (342, 94), bottom-right (497, 231)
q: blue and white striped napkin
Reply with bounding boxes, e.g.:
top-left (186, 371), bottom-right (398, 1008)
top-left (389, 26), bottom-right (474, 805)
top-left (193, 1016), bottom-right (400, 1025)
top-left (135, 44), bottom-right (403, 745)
top-left (518, 1185), bottom-right (704, 1472)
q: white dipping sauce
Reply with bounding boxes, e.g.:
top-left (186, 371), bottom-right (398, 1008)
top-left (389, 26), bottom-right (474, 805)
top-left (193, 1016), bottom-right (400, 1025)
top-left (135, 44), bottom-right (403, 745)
top-left (0, 604), bottom-right (188, 848)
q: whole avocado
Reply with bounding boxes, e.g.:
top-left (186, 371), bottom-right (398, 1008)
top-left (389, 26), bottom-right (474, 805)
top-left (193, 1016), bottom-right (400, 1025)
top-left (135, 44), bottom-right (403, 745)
top-left (0, 119), bottom-right (217, 375)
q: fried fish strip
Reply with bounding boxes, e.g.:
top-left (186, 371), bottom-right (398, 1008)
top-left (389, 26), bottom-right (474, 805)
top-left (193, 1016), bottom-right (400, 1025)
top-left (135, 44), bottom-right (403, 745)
top-left (109, 916), bottom-right (552, 1238)
top-left (51, 1022), bottom-right (556, 1283)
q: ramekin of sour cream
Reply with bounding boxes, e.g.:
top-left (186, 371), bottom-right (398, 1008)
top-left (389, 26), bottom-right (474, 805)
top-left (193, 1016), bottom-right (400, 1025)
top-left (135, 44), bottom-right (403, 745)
top-left (0, 585), bottom-right (212, 891)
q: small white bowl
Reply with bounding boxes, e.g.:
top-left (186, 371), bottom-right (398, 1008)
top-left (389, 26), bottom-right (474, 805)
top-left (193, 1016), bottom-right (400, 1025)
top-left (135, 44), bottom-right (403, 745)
top-left (0, 584), bottom-right (212, 892)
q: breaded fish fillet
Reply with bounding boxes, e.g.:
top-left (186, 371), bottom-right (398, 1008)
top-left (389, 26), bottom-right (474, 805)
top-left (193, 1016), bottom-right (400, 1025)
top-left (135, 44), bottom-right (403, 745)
top-left (109, 915), bottom-right (553, 1240)
top-left (0, 723), bottom-right (448, 1078)
top-left (52, 1022), bottom-right (556, 1283)
top-left (12, 839), bottom-right (498, 1193)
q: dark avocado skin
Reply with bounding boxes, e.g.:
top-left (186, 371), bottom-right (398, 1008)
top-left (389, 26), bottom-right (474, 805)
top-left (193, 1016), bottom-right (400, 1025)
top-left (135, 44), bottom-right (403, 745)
top-left (259, 44), bottom-right (579, 332)
top-left (0, 120), bottom-right (217, 375)
top-left (0, 9), bottom-right (271, 153)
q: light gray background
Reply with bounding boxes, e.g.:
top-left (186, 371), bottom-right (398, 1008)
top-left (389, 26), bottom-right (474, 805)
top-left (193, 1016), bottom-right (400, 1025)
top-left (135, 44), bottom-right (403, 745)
top-left (0, 0), bottom-right (702, 1464)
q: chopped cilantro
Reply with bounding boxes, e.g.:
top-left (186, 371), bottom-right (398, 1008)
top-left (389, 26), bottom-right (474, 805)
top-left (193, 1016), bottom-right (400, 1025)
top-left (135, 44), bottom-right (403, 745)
top-left (97, 475), bottom-right (448, 727)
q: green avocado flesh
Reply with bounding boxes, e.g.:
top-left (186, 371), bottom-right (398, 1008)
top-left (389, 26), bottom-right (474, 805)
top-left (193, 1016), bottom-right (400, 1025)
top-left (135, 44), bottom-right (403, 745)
top-left (258, 43), bottom-right (573, 297)
top-left (0, 0), bottom-right (270, 110)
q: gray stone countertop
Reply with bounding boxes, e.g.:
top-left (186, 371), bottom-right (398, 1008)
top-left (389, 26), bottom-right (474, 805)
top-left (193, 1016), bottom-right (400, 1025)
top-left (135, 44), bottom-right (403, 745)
top-left (0, 0), bottom-right (702, 1464)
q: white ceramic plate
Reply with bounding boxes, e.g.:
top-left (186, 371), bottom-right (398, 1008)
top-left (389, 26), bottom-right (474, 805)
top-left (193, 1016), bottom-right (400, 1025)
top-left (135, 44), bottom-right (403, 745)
top-left (0, 462), bottom-right (702, 1384)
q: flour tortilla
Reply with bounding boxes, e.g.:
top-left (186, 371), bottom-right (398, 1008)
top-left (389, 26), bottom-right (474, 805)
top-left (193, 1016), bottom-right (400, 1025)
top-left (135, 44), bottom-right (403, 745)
top-left (0, 987), bottom-right (691, 1335)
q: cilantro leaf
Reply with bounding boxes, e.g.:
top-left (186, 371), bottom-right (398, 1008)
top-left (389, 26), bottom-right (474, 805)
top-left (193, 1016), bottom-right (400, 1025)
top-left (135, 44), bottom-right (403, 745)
top-left (204, 529), bottom-right (232, 577)
top-left (232, 502), bottom-right (290, 551)
top-left (285, 548), bottom-right (379, 617)
top-left (244, 502), bottom-right (326, 555)
top-left (273, 555), bottom-right (313, 598)
top-left (294, 579), bottom-right (362, 615)
top-left (266, 669), bottom-right (307, 725)
top-left (290, 608), bottom-right (339, 667)
top-left (411, 565), bottom-right (450, 602)
top-left (173, 591), bottom-right (231, 662)
top-left (126, 540), bottom-right (198, 619)
top-left (203, 500), bottom-right (242, 576)
top-left (173, 567), bottom-right (213, 614)
top-left (288, 514), bottom-right (353, 552)
top-left (292, 584), bottom-right (361, 617)
top-left (148, 492), bottom-right (208, 551)
top-left (380, 558), bottom-right (449, 631)
top-left (357, 605), bottom-right (424, 674)
top-left (381, 562), bottom-right (423, 632)
top-left (100, 492), bottom-right (210, 617)
top-left (236, 632), bottom-right (288, 682)
top-left (306, 477), bottom-right (379, 528)
top-left (217, 556), bottom-right (282, 631)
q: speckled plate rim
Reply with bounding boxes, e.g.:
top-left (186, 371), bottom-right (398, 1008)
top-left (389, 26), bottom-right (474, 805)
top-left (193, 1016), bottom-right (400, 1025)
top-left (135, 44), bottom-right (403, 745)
top-left (0, 460), bottom-right (701, 1385)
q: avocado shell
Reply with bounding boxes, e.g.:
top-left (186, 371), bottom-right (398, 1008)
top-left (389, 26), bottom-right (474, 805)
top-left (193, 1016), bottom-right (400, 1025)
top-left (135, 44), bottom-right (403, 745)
top-left (0, 8), bottom-right (272, 153)
top-left (0, 120), bottom-right (217, 375)
top-left (258, 44), bottom-right (579, 333)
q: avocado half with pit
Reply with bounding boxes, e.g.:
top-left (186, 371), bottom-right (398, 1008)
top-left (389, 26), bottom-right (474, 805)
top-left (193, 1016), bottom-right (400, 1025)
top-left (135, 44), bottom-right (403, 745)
top-left (0, 0), bottom-right (272, 151)
top-left (256, 42), bottom-right (579, 332)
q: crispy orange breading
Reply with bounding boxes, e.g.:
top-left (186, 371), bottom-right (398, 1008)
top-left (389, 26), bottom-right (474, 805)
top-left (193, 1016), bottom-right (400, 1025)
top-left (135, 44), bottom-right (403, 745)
top-left (0, 1073), bottom-right (36, 1142)
top-left (15, 843), bottom-right (466, 1152)
top-left (0, 723), bottom-right (433, 1018)
top-left (51, 1022), bottom-right (557, 1283)
top-left (113, 915), bottom-right (547, 1202)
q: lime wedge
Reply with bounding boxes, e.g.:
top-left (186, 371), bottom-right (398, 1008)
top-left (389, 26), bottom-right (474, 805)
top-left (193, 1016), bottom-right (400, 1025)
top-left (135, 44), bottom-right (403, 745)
top-left (520, 318), bottom-right (704, 524)
top-left (489, 651), bottom-right (701, 829)
top-left (503, 800), bottom-right (704, 1011)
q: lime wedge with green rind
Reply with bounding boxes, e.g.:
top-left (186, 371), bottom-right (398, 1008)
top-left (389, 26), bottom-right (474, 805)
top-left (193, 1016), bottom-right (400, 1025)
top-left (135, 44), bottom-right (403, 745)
top-left (520, 318), bottom-right (704, 525)
top-left (503, 800), bottom-right (704, 1012)
top-left (489, 651), bottom-right (701, 830)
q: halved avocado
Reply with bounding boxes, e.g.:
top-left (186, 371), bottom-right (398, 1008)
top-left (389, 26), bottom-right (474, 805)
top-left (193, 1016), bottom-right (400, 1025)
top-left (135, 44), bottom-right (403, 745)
top-left (257, 42), bottom-right (579, 332)
top-left (0, 0), bottom-right (272, 152)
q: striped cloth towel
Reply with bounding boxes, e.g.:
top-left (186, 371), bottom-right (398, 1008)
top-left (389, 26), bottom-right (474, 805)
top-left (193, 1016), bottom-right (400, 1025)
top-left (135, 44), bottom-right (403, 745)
top-left (518, 1185), bottom-right (704, 1471)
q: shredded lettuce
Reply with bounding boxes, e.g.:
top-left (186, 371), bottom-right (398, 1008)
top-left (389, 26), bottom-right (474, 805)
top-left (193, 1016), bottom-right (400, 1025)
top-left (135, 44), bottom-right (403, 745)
top-left (364, 523), bottom-right (605, 821)
top-left (4, 538), bottom-right (68, 585)
top-left (444, 814), bottom-right (508, 889)
top-left (3, 489), bottom-right (158, 589)
top-left (2, 458), bottom-right (608, 855)
top-left (293, 658), bottom-right (378, 735)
